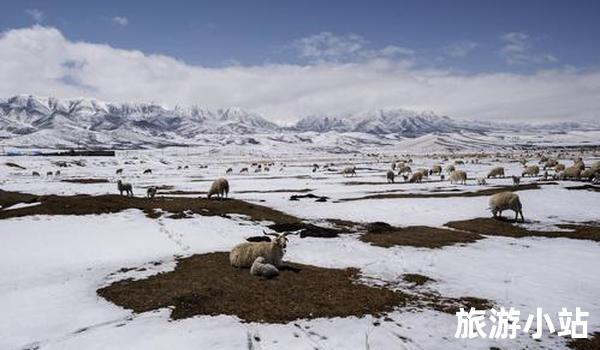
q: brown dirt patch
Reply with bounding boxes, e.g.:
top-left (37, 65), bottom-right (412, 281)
top-left (98, 252), bottom-right (492, 323)
top-left (60, 178), bottom-right (110, 184)
top-left (268, 222), bottom-right (343, 238)
top-left (446, 218), bottom-right (600, 242)
top-left (338, 183), bottom-right (555, 202)
top-left (98, 252), bottom-right (411, 323)
top-left (567, 332), bottom-right (600, 350)
top-left (5, 162), bottom-right (26, 169)
top-left (161, 188), bottom-right (314, 196)
top-left (289, 193), bottom-right (329, 202)
top-left (402, 274), bottom-right (436, 286)
top-left (360, 222), bottom-right (483, 249)
top-left (0, 190), bottom-right (299, 224)
top-left (0, 190), bottom-right (39, 209)
top-left (566, 184), bottom-right (600, 192)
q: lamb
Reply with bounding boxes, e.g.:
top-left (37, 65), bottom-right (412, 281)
top-left (146, 186), bottom-right (157, 199)
top-left (430, 165), bottom-right (442, 175)
top-left (116, 168), bottom-right (123, 175)
top-left (250, 257), bottom-right (280, 278)
top-left (489, 191), bottom-right (524, 222)
top-left (342, 166), bottom-right (357, 177)
top-left (511, 175), bottom-right (521, 186)
top-left (477, 177), bottom-right (487, 185)
top-left (409, 172), bottom-right (423, 183)
top-left (117, 180), bottom-right (133, 196)
top-left (445, 165), bottom-right (456, 173)
top-left (143, 169), bottom-right (152, 174)
top-left (487, 167), bottom-right (505, 178)
top-left (449, 170), bottom-right (467, 185)
top-left (386, 170), bottom-right (395, 183)
top-left (230, 233), bottom-right (288, 268)
top-left (559, 166), bottom-right (581, 180)
top-left (522, 165), bottom-right (540, 177)
top-left (207, 177), bottom-right (229, 199)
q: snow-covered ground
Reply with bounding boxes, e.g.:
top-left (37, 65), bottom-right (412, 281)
top-left (1, 150), bottom-right (599, 349)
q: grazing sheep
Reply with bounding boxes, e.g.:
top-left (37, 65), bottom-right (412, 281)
top-left (230, 233), bottom-right (288, 268)
top-left (449, 170), bottom-right (467, 185)
top-left (409, 172), bottom-right (423, 183)
top-left (522, 165), bottom-right (540, 177)
top-left (226, 167), bottom-right (233, 174)
top-left (250, 257), bottom-right (280, 278)
top-left (208, 177), bottom-right (229, 199)
top-left (240, 167), bottom-right (249, 174)
top-left (146, 186), bottom-right (157, 199)
top-left (445, 165), bottom-right (456, 173)
top-left (489, 191), bottom-right (524, 222)
top-left (477, 177), bottom-right (487, 185)
top-left (46, 171), bottom-right (53, 177)
top-left (143, 169), bottom-right (152, 174)
top-left (342, 166), bottom-right (357, 177)
top-left (116, 168), bottom-right (123, 175)
top-left (386, 170), bottom-right (395, 183)
top-left (397, 165), bottom-right (412, 175)
top-left (559, 166), bottom-right (581, 180)
top-left (32, 171), bottom-right (40, 177)
top-left (512, 175), bottom-right (521, 186)
top-left (117, 180), bottom-right (133, 196)
top-left (487, 167), bottom-right (505, 178)
top-left (416, 168), bottom-right (429, 178)
top-left (430, 165), bottom-right (442, 175)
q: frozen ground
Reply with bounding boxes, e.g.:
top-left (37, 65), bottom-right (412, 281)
top-left (1, 150), bottom-right (599, 349)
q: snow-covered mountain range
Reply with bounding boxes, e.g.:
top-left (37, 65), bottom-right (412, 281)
top-left (1, 95), bottom-right (599, 151)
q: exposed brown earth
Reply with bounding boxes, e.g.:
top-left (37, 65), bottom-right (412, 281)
top-left (567, 332), bottom-right (600, 350)
top-left (0, 190), bottom-right (299, 224)
top-left (446, 218), bottom-right (600, 242)
top-left (360, 221), bottom-right (483, 249)
top-left (338, 183), bottom-right (556, 202)
top-left (98, 252), bottom-right (491, 323)
top-left (4, 162), bottom-right (26, 169)
top-left (60, 178), bottom-right (110, 184)
top-left (565, 184), bottom-right (600, 192)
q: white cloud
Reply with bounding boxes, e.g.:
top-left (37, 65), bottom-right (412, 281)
top-left (0, 26), bottom-right (599, 123)
top-left (500, 32), bottom-right (557, 65)
top-left (25, 9), bottom-right (44, 23)
top-left (291, 32), bottom-right (413, 62)
top-left (112, 16), bottom-right (129, 27)
top-left (444, 41), bottom-right (478, 57)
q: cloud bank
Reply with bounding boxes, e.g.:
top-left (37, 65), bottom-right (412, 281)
top-left (0, 26), bottom-right (599, 123)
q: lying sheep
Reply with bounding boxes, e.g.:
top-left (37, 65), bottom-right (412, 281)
top-left (143, 169), bottom-right (152, 174)
top-left (386, 170), bottom-right (395, 183)
top-left (487, 167), bottom-right (505, 178)
top-left (117, 180), bottom-right (133, 196)
top-left (449, 170), bottom-right (467, 185)
top-left (522, 165), bottom-right (540, 177)
top-left (230, 233), bottom-right (288, 268)
top-left (489, 191), bottom-right (524, 222)
top-left (146, 186), bottom-right (157, 199)
top-left (512, 175), bottom-right (521, 186)
top-left (409, 172), bottom-right (423, 183)
top-left (208, 177), bottom-right (229, 200)
top-left (342, 166), bottom-right (357, 177)
top-left (116, 168), bottom-right (123, 175)
top-left (559, 166), bottom-right (581, 180)
top-left (250, 257), bottom-right (280, 278)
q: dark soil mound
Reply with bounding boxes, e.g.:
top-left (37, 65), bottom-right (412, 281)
top-left (446, 218), bottom-right (600, 242)
top-left (268, 222), bottom-right (342, 238)
top-left (61, 178), bottom-right (109, 184)
top-left (98, 252), bottom-right (411, 323)
top-left (567, 332), bottom-right (600, 350)
top-left (5, 162), bottom-right (26, 169)
top-left (361, 224), bottom-right (482, 249)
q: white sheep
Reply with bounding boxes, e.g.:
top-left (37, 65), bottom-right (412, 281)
top-left (559, 166), bottom-right (581, 180)
top-left (449, 170), bottom-right (467, 185)
top-left (386, 170), bottom-right (395, 183)
top-left (409, 172), bottom-right (423, 183)
top-left (250, 257), bottom-right (280, 278)
top-left (522, 165), bottom-right (540, 177)
top-left (555, 163), bottom-right (566, 172)
top-left (487, 167), bottom-right (505, 178)
top-left (489, 191), bottom-right (524, 222)
top-left (230, 233), bottom-right (288, 268)
top-left (208, 177), bottom-right (229, 199)
top-left (117, 180), bottom-right (133, 196)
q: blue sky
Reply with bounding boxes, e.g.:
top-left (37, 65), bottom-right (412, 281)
top-left (1, 0), bottom-right (599, 122)
top-left (3, 0), bottom-right (599, 72)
